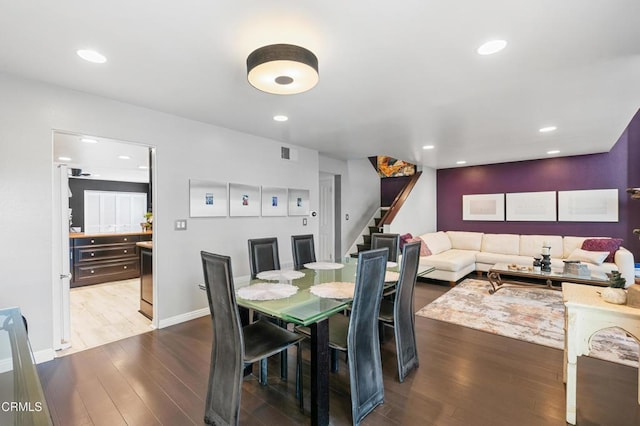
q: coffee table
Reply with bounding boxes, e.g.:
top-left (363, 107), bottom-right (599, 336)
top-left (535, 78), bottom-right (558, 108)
top-left (487, 262), bottom-right (610, 294)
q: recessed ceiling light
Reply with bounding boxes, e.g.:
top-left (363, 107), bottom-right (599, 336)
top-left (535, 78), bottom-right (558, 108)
top-left (81, 138), bottom-right (98, 144)
top-left (118, 155), bottom-right (131, 160)
top-left (422, 145), bottom-right (435, 150)
top-left (547, 150), bottom-right (560, 155)
top-left (477, 40), bottom-right (507, 55)
top-left (58, 156), bottom-right (72, 161)
top-left (456, 160), bottom-right (467, 165)
top-left (76, 49), bottom-right (107, 64)
top-left (539, 126), bottom-right (557, 133)
top-left (138, 165), bottom-right (148, 170)
top-left (273, 115), bottom-right (288, 122)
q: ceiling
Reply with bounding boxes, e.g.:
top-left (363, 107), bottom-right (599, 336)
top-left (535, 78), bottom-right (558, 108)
top-left (3, 1), bottom-right (640, 170)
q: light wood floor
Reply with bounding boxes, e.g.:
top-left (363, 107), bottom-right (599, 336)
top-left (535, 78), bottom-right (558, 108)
top-left (39, 279), bottom-right (640, 425)
top-left (56, 279), bottom-right (153, 357)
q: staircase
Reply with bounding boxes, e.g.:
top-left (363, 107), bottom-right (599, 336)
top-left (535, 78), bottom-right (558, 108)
top-left (350, 208), bottom-right (389, 257)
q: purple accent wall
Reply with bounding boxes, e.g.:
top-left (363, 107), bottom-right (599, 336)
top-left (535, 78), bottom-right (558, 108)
top-left (437, 110), bottom-right (640, 259)
top-left (381, 176), bottom-right (412, 207)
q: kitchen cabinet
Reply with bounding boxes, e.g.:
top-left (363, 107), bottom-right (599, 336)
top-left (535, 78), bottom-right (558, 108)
top-left (70, 231), bottom-right (152, 287)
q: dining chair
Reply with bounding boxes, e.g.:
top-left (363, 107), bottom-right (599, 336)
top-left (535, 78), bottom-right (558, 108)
top-left (321, 248), bottom-right (388, 425)
top-left (378, 240), bottom-right (421, 382)
top-left (248, 237), bottom-right (280, 278)
top-left (200, 251), bottom-right (305, 425)
top-left (370, 233), bottom-right (400, 263)
top-left (291, 234), bottom-right (316, 269)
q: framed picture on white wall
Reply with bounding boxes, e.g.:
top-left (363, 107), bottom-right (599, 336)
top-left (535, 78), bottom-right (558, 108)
top-left (189, 179), bottom-right (227, 217)
top-left (229, 183), bottom-right (261, 217)
top-left (261, 186), bottom-right (288, 216)
top-left (288, 188), bottom-right (310, 216)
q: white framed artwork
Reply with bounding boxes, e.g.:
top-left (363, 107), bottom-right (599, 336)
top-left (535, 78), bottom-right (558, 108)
top-left (288, 188), bottom-right (310, 216)
top-left (506, 191), bottom-right (556, 221)
top-left (558, 189), bottom-right (619, 222)
top-left (229, 183), bottom-right (261, 217)
top-left (189, 179), bottom-right (227, 217)
top-left (261, 186), bottom-right (288, 217)
top-left (462, 193), bottom-right (504, 221)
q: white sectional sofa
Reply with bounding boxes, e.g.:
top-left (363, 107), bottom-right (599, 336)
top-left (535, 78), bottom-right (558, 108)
top-left (415, 231), bottom-right (635, 288)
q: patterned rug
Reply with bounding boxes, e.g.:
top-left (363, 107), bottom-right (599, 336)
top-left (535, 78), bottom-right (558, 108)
top-left (416, 279), bottom-right (639, 367)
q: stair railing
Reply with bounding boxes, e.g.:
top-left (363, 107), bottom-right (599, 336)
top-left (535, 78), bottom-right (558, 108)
top-left (379, 171), bottom-right (422, 228)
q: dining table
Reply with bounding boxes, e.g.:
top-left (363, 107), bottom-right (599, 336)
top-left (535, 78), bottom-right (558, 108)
top-left (201, 257), bottom-right (432, 425)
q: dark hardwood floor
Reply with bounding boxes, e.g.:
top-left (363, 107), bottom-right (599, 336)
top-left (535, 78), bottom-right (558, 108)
top-left (38, 279), bottom-right (640, 425)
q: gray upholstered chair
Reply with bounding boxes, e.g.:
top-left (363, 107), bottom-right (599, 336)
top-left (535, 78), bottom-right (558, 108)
top-left (323, 248), bottom-right (388, 425)
top-left (291, 234), bottom-right (316, 269)
top-left (378, 240), bottom-right (421, 382)
top-left (371, 233), bottom-right (400, 263)
top-left (248, 237), bottom-right (280, 278)
top-left (200, 251), bottom-right (304, 425)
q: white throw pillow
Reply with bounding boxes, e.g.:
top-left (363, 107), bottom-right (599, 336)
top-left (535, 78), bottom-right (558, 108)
top-left (567, 248), bottom-right (609, 265)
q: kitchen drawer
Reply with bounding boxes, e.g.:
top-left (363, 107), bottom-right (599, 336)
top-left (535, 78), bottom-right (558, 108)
top-left (74, 244), bottom-right (138, 262)
top-left (72, 259), bottom-right (140, 287)
top-left (74, 235), bottom-right (141, 246)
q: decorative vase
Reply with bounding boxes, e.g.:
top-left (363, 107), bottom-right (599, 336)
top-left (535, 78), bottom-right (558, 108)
top-left (602, 287), bottom-right (627, 305)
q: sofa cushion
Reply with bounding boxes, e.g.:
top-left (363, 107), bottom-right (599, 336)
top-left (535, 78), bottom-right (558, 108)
top-left (567, 248), bottom-right (609, 265)
top-left (582, 238), bottom-right (623, 263)
top-left (481, 234), bottom-right (520, 255)
top-left (419, 231), bottom-right (452, 255)
top-left (418, 249), bottom-right (476, 272)
top-left (519, 235), bottom-right (563, 258)
top-left (446, 231), bottom-right (484, 251)
top-left (476, 252), bottom-right (536, 267)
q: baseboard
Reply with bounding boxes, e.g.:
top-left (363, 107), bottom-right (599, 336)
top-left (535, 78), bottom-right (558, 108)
top-left (157, 307), bottom-right (210, 329)
top-left (34, 348), bottom-right (56, 364)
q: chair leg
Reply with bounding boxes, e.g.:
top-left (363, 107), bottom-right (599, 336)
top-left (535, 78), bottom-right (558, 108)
top-left (296, 343), bottom-right (303, 410)
top-left (260, 359), bottom-right (267, 385)
top-left (281, 349), bottom-right (288, 380)
top-left (378, 321), bottom-right (386, 343)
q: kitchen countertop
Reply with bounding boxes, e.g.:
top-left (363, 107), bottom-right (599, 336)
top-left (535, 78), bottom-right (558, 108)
top-left (70, 231), bottom-right (153, 239)
top-left (136, 241), bottom-right (153, 250)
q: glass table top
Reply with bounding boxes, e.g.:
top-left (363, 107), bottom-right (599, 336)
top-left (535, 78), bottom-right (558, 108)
top-left (237, 259), bottom-right (392, 326)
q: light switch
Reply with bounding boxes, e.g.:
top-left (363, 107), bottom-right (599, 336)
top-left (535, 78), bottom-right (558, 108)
top-left (303, 218), bottom-right (308, 226)
top-left (175, 219), bottom-right (187, 230)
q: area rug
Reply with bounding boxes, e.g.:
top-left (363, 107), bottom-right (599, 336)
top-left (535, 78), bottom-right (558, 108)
top-left (416, 279), bottom-right (639, 368)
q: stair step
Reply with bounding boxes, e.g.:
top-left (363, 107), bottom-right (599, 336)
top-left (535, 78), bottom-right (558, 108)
top-left (357, 243), bottom-right (371, 252)
top-left (368, 226), bottom-right (381, 235)
top-left (374, 217), bottom-right (382, 226)
top-left (363, 235), bottom-right (371, 244)
top-left (350, 253), bottom-right (359, 258)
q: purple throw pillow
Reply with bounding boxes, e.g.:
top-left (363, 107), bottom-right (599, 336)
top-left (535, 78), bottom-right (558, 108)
top-left (581, 238), bottom-right (623, 263)
top-left (399, 233), bottom-right (413, 249)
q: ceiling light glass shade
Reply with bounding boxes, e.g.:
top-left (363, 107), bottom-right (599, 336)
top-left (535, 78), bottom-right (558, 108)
top-left (477, 40), bottom-right (507, 55)
top-left (247, 44), bottom-right (318, 95)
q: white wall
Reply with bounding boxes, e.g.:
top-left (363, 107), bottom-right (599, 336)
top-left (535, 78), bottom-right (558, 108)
top-left (388, 167), bottom-right (437, 236)
top-left (319, 155), bottom-right (381, 257)
top-left (0, 73), bottom-right (319, 355)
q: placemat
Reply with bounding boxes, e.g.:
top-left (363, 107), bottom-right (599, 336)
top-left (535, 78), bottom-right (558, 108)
top-left (310, 281), bottom-right (355, 299)
top-left (256, 270), bottom-right (305, 281)
top-left (236, 283), bottom-right (298, 301)
top-left (303, 262), bottom-right (345, 270)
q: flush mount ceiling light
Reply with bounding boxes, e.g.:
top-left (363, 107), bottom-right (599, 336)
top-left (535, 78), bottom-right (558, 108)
top-left (422, 145), bottom-right (435, 150)
top-left (273, 115), bottom-right (289, 122)
top-left (539, 126), bottom-right (557, 133)
top-left (477, 40), bottom-right (507, 55)
top-left (247, 44), bottom-right (319, 95)
top-left (76, 49), bottom-right (107, 64)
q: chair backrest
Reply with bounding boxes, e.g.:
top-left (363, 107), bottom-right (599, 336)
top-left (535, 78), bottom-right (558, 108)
top-left (347, 247), bottom-right (388, 425)
top-left (291, 234), bottom-right (316, 269)
top-left (201, 251), bottom-right (244, 426)
top-left (371, 233), bottom-right (400, 263)
top-left (394, 241), bottom-right (421, 382)
top-left (248, 237), bottom-right (280, 278)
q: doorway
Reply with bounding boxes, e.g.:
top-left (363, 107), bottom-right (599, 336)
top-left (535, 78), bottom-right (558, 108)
top-left (52, 131), bottom-right (156, 356)
top-left (319, 173), bottom-right (341, 261)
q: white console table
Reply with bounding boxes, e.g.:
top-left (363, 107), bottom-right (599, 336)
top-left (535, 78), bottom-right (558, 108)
top-left (563, 283), bottom-right (640, 425)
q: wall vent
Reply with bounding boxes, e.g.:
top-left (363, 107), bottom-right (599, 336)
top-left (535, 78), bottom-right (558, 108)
top-left (281, 147), bottom-right (290, 160)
